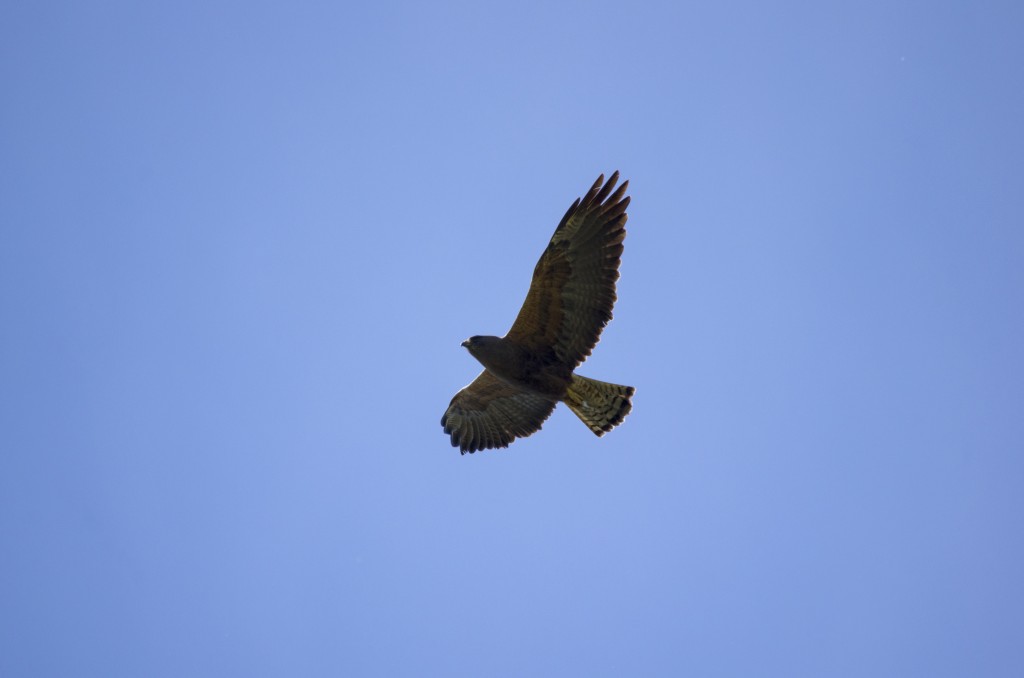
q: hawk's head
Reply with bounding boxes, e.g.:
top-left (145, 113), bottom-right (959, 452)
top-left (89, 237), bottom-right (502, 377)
top-left (461, 335), bottom-right (501, 356)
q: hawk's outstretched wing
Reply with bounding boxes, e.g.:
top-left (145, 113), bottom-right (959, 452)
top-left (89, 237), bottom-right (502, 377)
top-left (505, 172), bottom-right (629, 369)
top-left (441, 370), bottom-right (557, 454)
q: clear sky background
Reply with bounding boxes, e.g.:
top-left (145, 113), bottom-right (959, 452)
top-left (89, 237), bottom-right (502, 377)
top-left (2, 2), bottom-right (1022, 676)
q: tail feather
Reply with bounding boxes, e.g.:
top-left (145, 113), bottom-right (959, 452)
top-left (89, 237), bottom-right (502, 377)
top-left (563, 374), bottom-right (635, 436)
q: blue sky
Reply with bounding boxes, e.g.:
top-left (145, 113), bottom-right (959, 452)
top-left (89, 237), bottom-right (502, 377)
top-left (2, 1), bottom-right (1023, 676)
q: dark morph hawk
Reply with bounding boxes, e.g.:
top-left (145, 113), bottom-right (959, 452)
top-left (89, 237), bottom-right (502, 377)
top-left (441, 172), bottom-right (635, 454)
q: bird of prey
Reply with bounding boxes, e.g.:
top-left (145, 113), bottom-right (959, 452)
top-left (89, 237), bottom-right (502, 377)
top-left (441, 172), bottom-right (635, 454)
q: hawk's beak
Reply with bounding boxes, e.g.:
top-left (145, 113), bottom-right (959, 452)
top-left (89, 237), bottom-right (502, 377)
top-left (461, 340), bottom-right (470, 348)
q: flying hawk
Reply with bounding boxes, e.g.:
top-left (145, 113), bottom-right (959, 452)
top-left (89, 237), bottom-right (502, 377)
top-left (441, 172), bottom-right (635, 453)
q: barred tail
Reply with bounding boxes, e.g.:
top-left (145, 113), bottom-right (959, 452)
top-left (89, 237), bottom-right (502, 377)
top-left (563, 374), bottom-right (635, 436)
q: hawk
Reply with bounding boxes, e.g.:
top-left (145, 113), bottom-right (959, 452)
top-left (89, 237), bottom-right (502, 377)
top-left (441, 172), bottom-right (635, 453)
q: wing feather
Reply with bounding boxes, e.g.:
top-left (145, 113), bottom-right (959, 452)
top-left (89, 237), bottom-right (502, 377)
top-left (505, 172), bottom-right (630, 368)
top-left (441, 371), bottom-right (557, 454)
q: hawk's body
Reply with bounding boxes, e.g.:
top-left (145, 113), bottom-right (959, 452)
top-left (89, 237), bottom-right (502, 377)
top-left (441, 172), bottom-right (635, 453)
